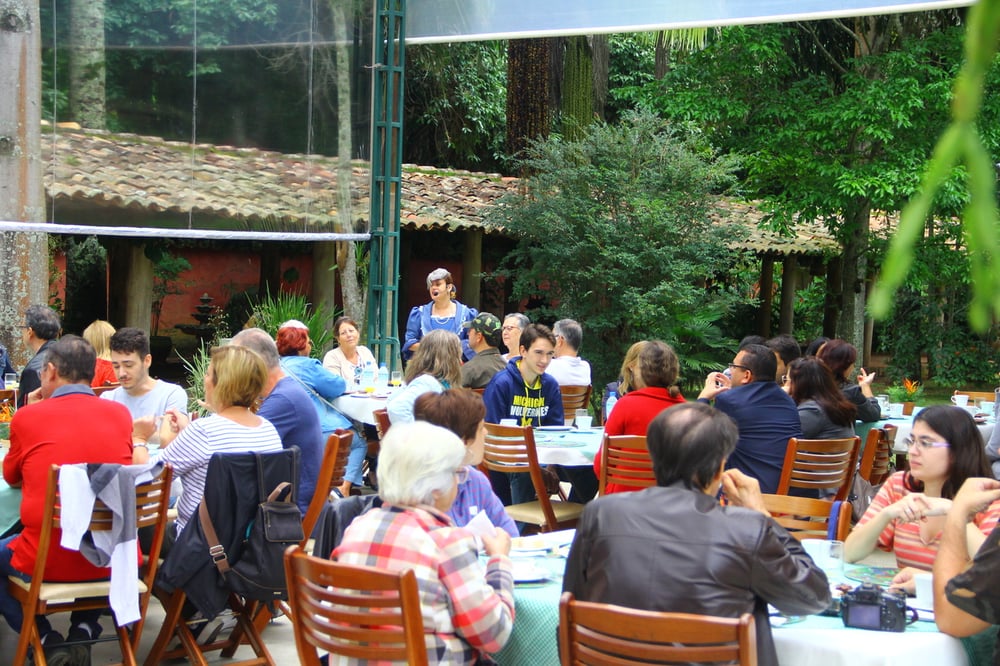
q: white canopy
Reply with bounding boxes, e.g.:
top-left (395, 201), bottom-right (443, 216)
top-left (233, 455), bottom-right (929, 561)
top-left (407, 0), bottom-right (975, 43)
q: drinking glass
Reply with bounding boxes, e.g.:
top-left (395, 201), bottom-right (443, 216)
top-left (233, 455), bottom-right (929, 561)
top-left (3, 373), bottom-right (15, 390)
top-left (390, 370), bottom-right (402, 387)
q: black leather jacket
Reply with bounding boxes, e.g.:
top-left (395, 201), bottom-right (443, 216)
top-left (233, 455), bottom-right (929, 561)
top-left (563, 483), bottom-right (831, 666)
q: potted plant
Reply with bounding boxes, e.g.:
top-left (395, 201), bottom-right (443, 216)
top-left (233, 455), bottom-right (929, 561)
top-left (887, 378), bottom-right (923, 415)
top-left (147, 246), bottom-right (192, 367)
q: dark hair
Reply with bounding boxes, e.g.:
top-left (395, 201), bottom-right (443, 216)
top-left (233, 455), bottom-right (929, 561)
top-left (413, 389), bottom-right (486, 443)
top-left (44, 335), bottom-right (95, 384)
top-left (334, 316), bottom-right (361, 338)
top-left (553, 319), bottom-right (583, 352)
top-left (740, 344), bottom-right (777, 384)
top-left (767, 334), bottom-right (801, 366)
top-left (519, 323), bottom-right (556, 353)
top-left (637, 341), bottom-right (681, 398)
top-left (788, 357), bottom-right (856, 426)
top-left (907, 405), bottom-right (991, 499)
top-left (276, 326), bottom-right (309, 356)
top-left (24, 304), bottom-right (61, 341)
top-left (738, 335), bottom-right (766, 350)
top-left (804, 336), bottom-right (830, 357)
top-left (109, 327), bottom-right (150, 357)
top-left (816, 339), bottom-right (857, 383)
top-left (647, 402), bottom-right (738, 489)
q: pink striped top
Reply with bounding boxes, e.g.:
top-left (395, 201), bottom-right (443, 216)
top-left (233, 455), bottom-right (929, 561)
top-left (858, 472), bottom-right (1000, 570)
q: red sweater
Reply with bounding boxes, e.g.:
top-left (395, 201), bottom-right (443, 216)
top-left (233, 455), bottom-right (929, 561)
top-left (5, 390), bottom-right (133, 580)
top-left (595, 387), bottom-right (686, 494)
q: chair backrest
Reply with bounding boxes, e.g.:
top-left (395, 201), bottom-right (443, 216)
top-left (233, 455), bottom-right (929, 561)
top-left (284, 546), bottom-right (428, 666)
top-left (0, 388), bottom-right (16, 404)
top-left (598, 434), bottom-right (655, 495)
top-left (762, 493), bottom-right (850, 541)
top-left (93, 384), bottom-right (120, 396)
top-left (300, 429), bottom-right (353, 548)
top-left (561, 385), bottom-right (592, 417)
top-left (373, 408), bottom-right (391, 440)
top-left (482, 422), bottom-right (559, 530)
top-left (954, 389), bottom-right (996, 402)
top-left (858, 426), bottom-right (895, 487)
top-left (776, 436), bottom-right (861, 502)
top-left (558, 592), bottom-right (757, 666)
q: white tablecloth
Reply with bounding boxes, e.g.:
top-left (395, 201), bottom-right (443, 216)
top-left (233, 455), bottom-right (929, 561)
top-left (533, 428), bottom-right (603, 466)
top-left (331, 393), bottom-right (391, 426)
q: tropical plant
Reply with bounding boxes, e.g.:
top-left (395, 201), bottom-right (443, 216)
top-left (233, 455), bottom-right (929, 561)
top-left (487, 111), bottom-right (746, 393)
top-left (180, 342), bottom-right (213, 417)
top-left (249, 291), bottom-right (337, 357)
top-left (887, 377), bottom-right (923, 404)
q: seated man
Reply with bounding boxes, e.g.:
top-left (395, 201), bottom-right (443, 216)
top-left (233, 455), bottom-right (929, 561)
top-left (460, 313), bottom-right (506, 390)
top-left (563, 402), bottom-right (830, 666)
top-left (232, 328), bottom-right (324, 515)
top-left (545, 318), bottom-right (592, 387)
top-left (102, 327), bottom-right (188, 436)
top-left (17, 305), bottom-right (61, 408)
top-left (697, 343), bottom-right (801, 494)
top-left (1, 335), bottom-right (135, 660)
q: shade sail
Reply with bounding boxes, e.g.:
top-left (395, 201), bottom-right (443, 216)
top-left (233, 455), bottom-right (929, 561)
top-left (407, 0), bottom-right (974, 43)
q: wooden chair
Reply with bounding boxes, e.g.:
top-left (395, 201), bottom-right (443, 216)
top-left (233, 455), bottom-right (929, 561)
top-left (762, 493), bottom-right (851, 541)
top-left (776, 436), bottom-right (861, 502)
top-left (9, 463), bottom-right (173, 666)
top-left (283, 546), bottom-right (428, 666)
top-left (93, 383), bottom-right (120, 396)
top-left (558, 592), bottom-right (757, 666)
top-left (373, 408), bottom-right (391, 440)
top-left (598, 434), bottom-right (655, 495)
top-left (0, 388), bottom-right (15, 404)
top-left (954, 389), bottom-right (997, 403)
top-left (483, 423), bottom-right (584, 533)
top-left (560, 385), bottom-right (592, 421)
top-left (858, 425), bottom-right (896, 487)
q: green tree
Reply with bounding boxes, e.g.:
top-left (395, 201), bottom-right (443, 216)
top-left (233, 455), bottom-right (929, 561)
top-left (487, 112), bottom-right (746, 392)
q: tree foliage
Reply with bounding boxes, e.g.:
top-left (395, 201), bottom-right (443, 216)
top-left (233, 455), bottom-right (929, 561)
top-left (487, 112), bottom-right (747, 392)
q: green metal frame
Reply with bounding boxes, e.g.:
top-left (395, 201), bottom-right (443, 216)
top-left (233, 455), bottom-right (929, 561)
top-left (366, 0), bottom-right (405, 369)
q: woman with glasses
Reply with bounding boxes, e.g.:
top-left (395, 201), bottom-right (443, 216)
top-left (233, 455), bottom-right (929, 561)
top-left (845, 405), bottom-right (1000, 591)
top-left (334, 421), bottom-right (514, 664)
top-left (413, 389), bottom-right (518, 537)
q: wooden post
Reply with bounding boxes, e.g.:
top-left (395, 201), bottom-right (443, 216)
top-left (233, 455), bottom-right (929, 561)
top-left (757, 256), bottom-right (774, 337)
top-left (778, 255), bottom-right (798, 334)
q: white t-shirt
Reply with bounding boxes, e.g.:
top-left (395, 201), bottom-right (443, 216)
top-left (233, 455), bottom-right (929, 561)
top-left (546, 355), bottom-right (592, 386)
top-left (101, 379), bottom-right (188, 419)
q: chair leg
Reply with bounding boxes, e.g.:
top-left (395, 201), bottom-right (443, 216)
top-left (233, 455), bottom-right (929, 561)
top-left (117, 623), bottom-right (138, 666)
top-left (219, 595), bottom-right (275, 663)
top-left (14, 605), bottom-right (42, 666)
top-left (143, 588), bottom-right (201, 666)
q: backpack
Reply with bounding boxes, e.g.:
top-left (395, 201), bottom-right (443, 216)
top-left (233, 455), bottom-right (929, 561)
top-left (199, 480), bottom-right (304, 601)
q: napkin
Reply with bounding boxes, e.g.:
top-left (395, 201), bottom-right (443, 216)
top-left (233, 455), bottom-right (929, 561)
top-left (464, 508), bottom-right (496, 538)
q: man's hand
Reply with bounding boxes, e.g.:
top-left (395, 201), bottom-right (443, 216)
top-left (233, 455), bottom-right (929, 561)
top-left (698, 372), bottom-right (730, 401)
top-left (25, 388), bottom-right (43, 405)
top-left (722, 469), bottom-right (769, 516)
top-left (951, 478), bottom-right (1000, 521)
top-left (132, 415), bottom-right (157, 442)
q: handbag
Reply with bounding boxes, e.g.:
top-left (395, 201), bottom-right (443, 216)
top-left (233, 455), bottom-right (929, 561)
top-left (848, 472), bottom-right (878, 523)
top-left (199, 478), bottom-right (304, 602)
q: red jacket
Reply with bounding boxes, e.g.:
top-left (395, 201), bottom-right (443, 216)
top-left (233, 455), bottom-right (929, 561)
top-left (5, 388), bottom-right (133, 580)
top-left (594, 387), bottom-right (686, 495)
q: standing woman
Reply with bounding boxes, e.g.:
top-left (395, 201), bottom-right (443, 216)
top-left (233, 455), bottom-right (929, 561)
top-left (593, 341), bottom-right (685, 494)
top-left (816, 339), bottom-right (881, 422)
top-left (322, 316), bottom-right (376, 388)
top-left (403, 268), bottom-right (477, 362)
top-left (82, 319), bottom-right (118, 387)
top-left (387, 329), bottom-right (463, 424)
top-left (787, 357), bottom-right (857, 439)
top-left (276, 320), bottom-right (367, 498)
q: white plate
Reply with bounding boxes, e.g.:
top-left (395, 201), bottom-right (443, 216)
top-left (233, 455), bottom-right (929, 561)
top-left (510, 537), bottom-right (550, 554)
top-left (536, 425), bottom-right (572, 432)
top-left (512, 563), bottom-right (549, 583)
top-left (349, 393), bottom-right (373, 399)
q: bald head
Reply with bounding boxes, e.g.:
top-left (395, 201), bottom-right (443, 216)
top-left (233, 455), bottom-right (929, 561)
top-left (231, 328), bottom-right (281, 370)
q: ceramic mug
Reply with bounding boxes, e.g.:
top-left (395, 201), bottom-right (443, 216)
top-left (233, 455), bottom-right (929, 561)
top-left (951, 394), bottom-right (970, 407)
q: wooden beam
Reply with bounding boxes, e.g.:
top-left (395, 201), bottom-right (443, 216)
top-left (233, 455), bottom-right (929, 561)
top-left (757, 257), bottom-right (774, 337)
top-left (779, 255), bottom-right (798, 334)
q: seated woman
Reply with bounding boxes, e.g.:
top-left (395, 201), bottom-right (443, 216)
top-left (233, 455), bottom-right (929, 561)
top-left (787, 357), bottom-right (856, 440)
top-left (602, 340), bottom-right (648, 421)
top-left (593, 341), bottom-right (685, 494)
top-left (276, 320), bottom-right (366, 498)
top-left (845, 405), bottom-right (1000, 592)
top-left (334, 421), bottom-right (515, 664)
top-left (322, 315), bottom-right (376, 387)
top-left (140, 345), bottom-right (283, 550)
top-left (816, 339), bottom-right (881, 422)
top-left (413, 389), bottom-right (518, 537)
top-left (386, 329), bottom-right (463, 424)
top-left (82, 319), bottom-right (118, 387)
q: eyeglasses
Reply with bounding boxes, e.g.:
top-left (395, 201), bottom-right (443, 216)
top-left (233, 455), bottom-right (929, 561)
top-left (502, 326), bottom-right (520, 332)
top-left (454, 467), bottom-right (469, 484)
top-left (728, 363), bottom-right (750, 372)
top-left (903, 437), bottom-right (950, 451)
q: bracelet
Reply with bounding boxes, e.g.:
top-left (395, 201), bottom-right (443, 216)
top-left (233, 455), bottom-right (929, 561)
top-left (133, 442), bottom-right (149, 449)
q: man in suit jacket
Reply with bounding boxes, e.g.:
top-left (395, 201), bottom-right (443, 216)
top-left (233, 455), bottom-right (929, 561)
top-left (697, 343), bottom-right (801, 493)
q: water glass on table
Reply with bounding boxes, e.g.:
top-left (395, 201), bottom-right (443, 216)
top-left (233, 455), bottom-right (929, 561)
top-left (3, 374), bottom-right (15, 391)
top-left (574, 409), bottom-right (592, 429)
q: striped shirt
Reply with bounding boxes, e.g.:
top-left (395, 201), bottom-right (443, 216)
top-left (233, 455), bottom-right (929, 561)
top-left (160, 415), bottom-right (283, 532)
top-left (859, 472), bottom-right (1000, 570)
top-left (334, 504), bottom-right (515, 665)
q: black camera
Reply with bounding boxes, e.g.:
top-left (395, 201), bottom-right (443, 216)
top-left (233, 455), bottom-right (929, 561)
top-left (841, 583), bottom-right (910, 632)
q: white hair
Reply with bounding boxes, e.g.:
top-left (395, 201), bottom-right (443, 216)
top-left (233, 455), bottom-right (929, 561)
top-left (426, 267), bottom-right (453, 289)
top-left (378, 421), bottom-right (466, 507)
top-left (279, 319), bottom-right (309, 330)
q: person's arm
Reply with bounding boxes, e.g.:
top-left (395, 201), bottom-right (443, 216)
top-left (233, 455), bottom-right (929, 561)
top-left (985, 425), bottom-right (1000, 479)
top-left (697, 372), bottom-right (730, 402)
top-left (303, 360), bottom-right (348, 399)
top-left (562, 506), bottom-right (595, 597)
top-left (935, 478), bottom-right (1000, 636)
top-left (542, 380), bottom-right (564, 426)
top-left (844, 481), bottom-right (900, 562)
top-left (3, 415), bottom-right (25, 487)
top-left (401, 306), bottom-right (423, 359)
top-left (458, 304), bottom-right (478, 362)
top-left (796, 403), bottom-right (824, 439)
top-left (483, 379), bottom-right (509, 424)
top-left (386, 375), bottom-right (439, 425)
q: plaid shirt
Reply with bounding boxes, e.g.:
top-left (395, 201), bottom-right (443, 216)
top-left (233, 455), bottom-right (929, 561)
top-left (334, 504), bottom-right (515, 665)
